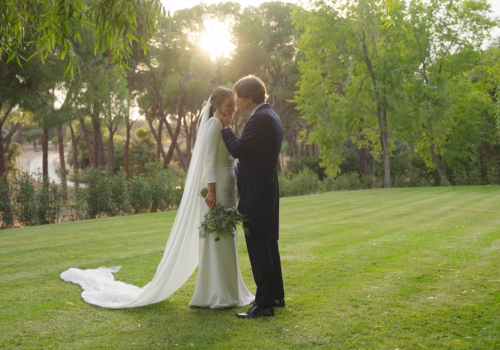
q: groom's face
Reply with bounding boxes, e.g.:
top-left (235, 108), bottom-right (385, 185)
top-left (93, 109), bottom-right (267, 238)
top-left (235, 93), bottom-right (254, 113)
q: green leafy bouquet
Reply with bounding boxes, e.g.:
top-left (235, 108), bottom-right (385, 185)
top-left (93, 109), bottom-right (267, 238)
top-left (199, 188), bottom-right (248, 241)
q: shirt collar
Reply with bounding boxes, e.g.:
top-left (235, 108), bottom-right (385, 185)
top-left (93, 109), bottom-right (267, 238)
top-left (250, 102), bottom-right (266, 116)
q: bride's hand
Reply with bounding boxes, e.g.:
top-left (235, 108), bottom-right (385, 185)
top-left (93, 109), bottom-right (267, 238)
top-left (214, 110), bottom-right (231, 127)
top-left (205, 190), bottom-right (216, 208)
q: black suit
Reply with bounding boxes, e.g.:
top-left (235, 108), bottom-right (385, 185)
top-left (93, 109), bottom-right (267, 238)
top-left (222, 103), bottom-right (284, 308)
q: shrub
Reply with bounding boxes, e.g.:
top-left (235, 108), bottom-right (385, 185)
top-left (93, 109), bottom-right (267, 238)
top-left (129, 174), bottom-right (151, 214)
top-left (279, 168), bottom-right (322, 197)
top-left (454, 172), bottom-right (468, 186)
top-left (469, 168), bottom-right (482, 185)
top-left (35, 176), bottom-right (62, 225)
top-left (12, 172), bottom-right (37, 226)
top-left (67, 188), bottom-right (88, 221)
top-left (109, 169), bottom-right (130, 216)
top-left (486, 167), bottom-right (500, 185)
top-left (287, 156), bottom-right (326, 180)
top-left (145, 161), bottom-right (184, 212)
top-left (361, 173), bottom-right (374, 189)
top-left (84, 167), bottom-right (112, 218)
top-left (0, 177), bottom-right (14, 227)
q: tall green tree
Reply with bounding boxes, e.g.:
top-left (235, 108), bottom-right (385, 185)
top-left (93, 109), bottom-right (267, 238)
top-left (293, 0), bottom-right (407, 184)
top-left (400, 0), bottom-right (496, 185)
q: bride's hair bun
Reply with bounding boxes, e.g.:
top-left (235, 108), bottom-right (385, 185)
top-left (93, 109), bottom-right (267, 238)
top-left (209, 87), bottom-right (234, 119)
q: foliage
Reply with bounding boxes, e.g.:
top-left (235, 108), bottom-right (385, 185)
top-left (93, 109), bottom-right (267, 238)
top-left (128, 174), bottom-right (152, 214)
top-left (11, 172), bottom-right (37, 226)
top-left (287, 156), bottom-right (326, 180)
top-left (0, 178), bottom-right (14, 227)
top-left (0, 0), bottom-right (167, 76)
top-left (146, 162), bottom-right (185, 212)
top-left (324, 172), bottom-right (361, 191)
top-left (198, 188), bottom-right (248, 241)
top-left (34, 176), bottom-right (62, 225)
top-left (109, 169), bottom-right (130, 216)
top-left (361, 173), bottom-right (374, 189)
top-left (278, 168), bottom-right (323, 197)
top-left (83, 167), bottom-right (112, 218)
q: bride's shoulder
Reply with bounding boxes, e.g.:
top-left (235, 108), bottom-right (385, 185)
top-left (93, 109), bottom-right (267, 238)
top-left (207, 117), bottom-right (223, 128)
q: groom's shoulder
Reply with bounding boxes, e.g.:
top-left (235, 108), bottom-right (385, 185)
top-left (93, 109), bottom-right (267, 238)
top-left (255, 104), bottom-right (279, 119)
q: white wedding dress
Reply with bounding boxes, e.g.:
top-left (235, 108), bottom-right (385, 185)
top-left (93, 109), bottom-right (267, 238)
top-left (60, 97), bottom-right (254, 309)
top-left (189, 117), bottom-right (254, 308)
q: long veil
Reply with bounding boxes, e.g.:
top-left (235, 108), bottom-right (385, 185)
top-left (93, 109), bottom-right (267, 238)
top-left (60, 97), bottom-right (213, 308)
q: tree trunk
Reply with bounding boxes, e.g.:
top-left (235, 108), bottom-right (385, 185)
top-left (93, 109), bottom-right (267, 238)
top-left (430, 143), bottom-right (451, 186)
top-left (146, 116), bottom-right (166, 161)
top-left (107, 126), bottom-right (116, 177)
top-left (57, 125), bottom-right (68, 202)
top-left (91, 116), bottom-right (102, 168)
top-left (42, 126), bottom-right (49, 180)
top-left (3, 122), bottom-right (22, 152)
top-left (69, 125), bottom-right (80, 192)
top-left (0, 105), bottom-right (12, 178)
top-left (125, 121), bottom-right (131, 179)
top-left (361, 29), bottom-right (391, 187)
top-left (359, 127), bottom-right (366, 175)
top-left (79, 118), bottom-right (93, 166)
top-left (163, 91), bottom-right (186, 169)
top-left (149, 72), bottom-right (187, 170)
top-left (15, 124), bottom-right (23, 143)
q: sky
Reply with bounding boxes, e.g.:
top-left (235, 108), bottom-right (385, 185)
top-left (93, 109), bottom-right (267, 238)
top-left (161, 0), bottom-right (500, 40)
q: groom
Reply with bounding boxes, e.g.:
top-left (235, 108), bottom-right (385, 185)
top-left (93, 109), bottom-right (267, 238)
top-left (216, 75), bottom-right (285, 319)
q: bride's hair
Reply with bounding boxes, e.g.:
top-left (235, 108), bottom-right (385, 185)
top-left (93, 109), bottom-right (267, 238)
top-left (209, 87), bottom-right (234, 119)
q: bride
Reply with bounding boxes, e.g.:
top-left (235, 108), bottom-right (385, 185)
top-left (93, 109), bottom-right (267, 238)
top-left (61, 87), bottom-right (255, 309)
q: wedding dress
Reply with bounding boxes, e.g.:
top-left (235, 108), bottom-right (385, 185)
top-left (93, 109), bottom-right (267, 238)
top-left (60, 97), bottom-right (254, 309)
top-left (189, 117), bottom-right (254, 308)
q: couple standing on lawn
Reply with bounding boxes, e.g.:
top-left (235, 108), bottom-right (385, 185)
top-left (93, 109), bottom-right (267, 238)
top-left (61, 75), bottom-right (285, 319)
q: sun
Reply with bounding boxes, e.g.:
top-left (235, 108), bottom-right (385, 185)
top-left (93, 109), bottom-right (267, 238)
top-left (199, 19), bottom-right (234, 59)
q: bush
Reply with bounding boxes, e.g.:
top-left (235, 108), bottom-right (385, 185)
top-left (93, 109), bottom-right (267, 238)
top-left (145, 161), bottom-right (185, 212)
top-left (109, 169), bottom-right (130, 216)
top-left (279, 168), bottom-right (323, 197)
top-left (361, 173), bottom-right (374, 189)
top-left (129, 174), bottom-right (151, 214)
top-left (468, 168), bottom-right (482, 185)
top-left (287, 156), bottom-right (326, 180)
top-left (35, 176), bottom-right (62, 225)
top-left (486, 167), bottom-right (499, 185)
top-left (0, 177), bottom-right (14, 227)
top-left (454, 172), bottom-right (468, 186)
top-left (393, 169), bottom-right (436, 188)
top-left (67, 188), bottom-right (88, 221)
top-left (324, 172), bottom-right (360, 191)
top-left (84, 167), bottom-right (112, 218)
top-left (12, 172), bottom-right (37, 226)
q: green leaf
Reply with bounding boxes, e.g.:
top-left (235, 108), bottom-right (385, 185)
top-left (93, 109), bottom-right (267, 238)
top-left (6, 52), bottom-right (16, 64)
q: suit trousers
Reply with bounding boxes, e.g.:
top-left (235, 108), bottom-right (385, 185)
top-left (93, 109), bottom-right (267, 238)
top-left (244, 234), bottom-right (285, 308)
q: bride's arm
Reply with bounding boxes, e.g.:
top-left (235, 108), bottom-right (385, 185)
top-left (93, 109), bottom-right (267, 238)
top-left (205, 119), bottom-right (221, 208)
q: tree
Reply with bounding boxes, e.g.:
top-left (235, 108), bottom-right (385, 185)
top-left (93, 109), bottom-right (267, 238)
top-left (1, 0), bottom-right (166, 77)
top-left (227, 2), bottom-right (303, 162)
top-left (293, 0), bottom-right (407, 185)
top-left (400, 0), bottom-right (496, 185)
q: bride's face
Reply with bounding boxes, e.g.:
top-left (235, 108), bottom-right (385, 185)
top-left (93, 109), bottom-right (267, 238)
top-left (215, 95), bottom-right (236, 118)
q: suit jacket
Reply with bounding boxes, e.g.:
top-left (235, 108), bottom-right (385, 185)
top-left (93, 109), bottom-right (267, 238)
top-left (222, 104), bottom-right (283, 240)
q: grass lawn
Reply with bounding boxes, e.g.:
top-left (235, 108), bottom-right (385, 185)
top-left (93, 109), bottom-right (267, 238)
top-left (1, 186), bottom-right (500, 349)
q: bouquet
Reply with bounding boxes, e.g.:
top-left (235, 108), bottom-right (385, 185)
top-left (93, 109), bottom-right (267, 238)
top-left (199, 188), bottom-right (248, 241)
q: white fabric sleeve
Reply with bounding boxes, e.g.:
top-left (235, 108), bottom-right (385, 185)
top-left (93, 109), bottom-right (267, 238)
top-left (204, 118), bottom-right (222, 184)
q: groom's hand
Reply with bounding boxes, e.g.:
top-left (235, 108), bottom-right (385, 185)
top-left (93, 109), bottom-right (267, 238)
top-left (215, 110), bottom-right (231, 127)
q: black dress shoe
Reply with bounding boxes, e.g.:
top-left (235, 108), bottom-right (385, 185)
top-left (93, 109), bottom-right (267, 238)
top-left (235, 304), bottom-right (274, 319)
top-left (274, 299), bottom-right (286, 307)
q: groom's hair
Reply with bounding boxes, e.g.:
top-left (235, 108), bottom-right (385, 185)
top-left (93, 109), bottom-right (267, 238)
top-left (233, 75), bottom-right (268, 104)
